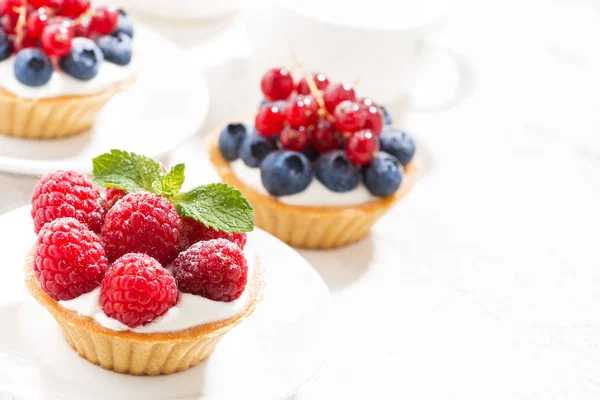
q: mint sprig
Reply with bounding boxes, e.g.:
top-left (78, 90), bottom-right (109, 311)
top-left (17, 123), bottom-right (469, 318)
top-left (92, 150), bottom-right (254, 233)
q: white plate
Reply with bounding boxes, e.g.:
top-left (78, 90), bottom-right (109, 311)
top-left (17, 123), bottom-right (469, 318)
top-left (0, 206), bottom-right (331, 400)
top-left (0, 25), bottom-right (209, 176)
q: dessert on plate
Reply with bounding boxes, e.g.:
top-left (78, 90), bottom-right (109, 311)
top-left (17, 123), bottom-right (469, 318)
top-left (0, 0), bottom-right (136, 139)
top-left (208, 67), bottom-right (417, 249)
top-left (25, 150), bottom-right (262, 375)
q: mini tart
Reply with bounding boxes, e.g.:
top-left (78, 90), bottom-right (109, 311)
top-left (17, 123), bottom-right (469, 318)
top-left (207, 128), bottom-right (417, 249)
top-left (24, 248), bottom-right (264, 376)
top-left (0, 77), bottom-right (134, 140)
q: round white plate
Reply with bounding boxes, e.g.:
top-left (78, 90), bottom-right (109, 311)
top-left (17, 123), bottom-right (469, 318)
top-left (0, 25), bottom-right (209, 176)
top-left (0, 206), bottom-right (331, 400)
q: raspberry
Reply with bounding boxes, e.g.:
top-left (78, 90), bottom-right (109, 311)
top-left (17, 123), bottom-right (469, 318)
top-left (180, 217), bottom-right (247, 250)
top-left (100, 253), bottom-right (178, 328)
top-left (34, 218), bottom-right (108, 301)
top-left (173, 239), bottom-right (248, 302)
top-left (101, 192), bottom-right (182, 265)
top-left (105, 187), bottom-right (125, 209)
top-left (31, 170), bottom-right (106, 234)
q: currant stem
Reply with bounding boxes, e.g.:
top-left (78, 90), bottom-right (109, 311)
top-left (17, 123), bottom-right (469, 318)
top-left (14, 5), bottom-right (27, 48)
top-left (291, 50), bottom-right (327, 112)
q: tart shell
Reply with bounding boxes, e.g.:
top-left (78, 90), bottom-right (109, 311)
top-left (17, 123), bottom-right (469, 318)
top-left (24, 249), bottom-right (264, 376)
top-left (207, 128), bottom-right (417, 249)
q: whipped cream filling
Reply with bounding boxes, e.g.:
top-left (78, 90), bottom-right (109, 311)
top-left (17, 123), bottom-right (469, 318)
top-left (0, 52), bottom-right (138, 99)
top-left (59, 247), bottom-right (256, 334)
top-left (230, 159), bottom-right (378, 207)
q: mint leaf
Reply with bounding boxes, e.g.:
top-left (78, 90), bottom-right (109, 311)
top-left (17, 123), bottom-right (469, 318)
top-left (174, 183), bottom-right (254, 233)
top-left (160, 164), bottom-right (185, 197)
top-left (93, 150), bottom-right (164, 194)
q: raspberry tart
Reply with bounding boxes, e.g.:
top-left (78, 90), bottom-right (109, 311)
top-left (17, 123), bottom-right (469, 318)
top-left (24, 150), bottom-right (263, 375)
top-left (208, 68), bottom-right (417, 249)
top-left (0, 1), bottom-right (136, 139)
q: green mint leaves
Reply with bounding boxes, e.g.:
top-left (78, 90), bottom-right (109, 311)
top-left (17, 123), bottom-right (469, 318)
top-left (92, 150), bottom-right (254, 233)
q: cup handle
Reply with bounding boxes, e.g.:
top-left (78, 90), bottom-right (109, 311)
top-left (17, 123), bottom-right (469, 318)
top-left (407, 39), bottom-right (475, 112)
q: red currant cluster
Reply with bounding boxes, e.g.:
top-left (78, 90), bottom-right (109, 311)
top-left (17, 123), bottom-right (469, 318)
top-left (0, 0), bottom-right (118, 56)
top-left (255, 67), bottom-right (385, 165)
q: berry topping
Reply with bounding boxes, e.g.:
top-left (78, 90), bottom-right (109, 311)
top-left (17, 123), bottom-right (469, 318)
top-left (101, 192), bottom-right (183, 265)
top-left (240, 133), bottom-right (277, 168)
top-left (31, 170), bottom-right (106, 233)
top-left (379, 126), bottom-right (416, 166)
top-left (100, 253), bottom-right (178, 328)
top-left (40, 22), bottom-right (74, 57)
top-left (26, 9), bottom-right (49, 39)
top-left (89, 5), bottom-right (118, 35)
top-left (60, 0), bottom-right (90, 19)
top-left (311, 118), bottom-right (341, 153)
top-left (97, 32), bottom-right (132, 66)
top-left (296, 72), bottom-right (329, 95)
top-left (284, 95), bottom-right (318, 128)
top-left (334, 100), bottom-right (367, 133)
top-left (260, 67), bottom-right (294, 101)
top-left (173, 239), bottom-right (248, 302)
top-left (13, 48), bottom-right (53, 87)
top-left (27, 0), bottom-right (49, 7)
top-left (345, 129), bottom-right (380, 165)
top-left (280, 125), bottom-right (311, 152)
top-left (0, 0), bottom-right (20, 15)
top-left (0, 30), bottom-right (10, 61)
top-left (113, 9), bottom-right (133, 38)
top-left (260, 150), bottom-right (313, 196)
top-left (315, 150), bottom-right (361, 192)
top-left (255, 105), bottom-right (285, 137)
top-left (181, 217), bottom-right (247, 250)
top-left (59, 37), bottom-right (103, 81)
top-left (361, 104), bottom-right (384, 136)
top-left (363, 152), bottom-right (403, 197)
top-left (218, 123), bottom-right (251, 161)
top-left (34, 217), bottom-right (108, 301)
top-left (323, 82), bottom-right (356, 114)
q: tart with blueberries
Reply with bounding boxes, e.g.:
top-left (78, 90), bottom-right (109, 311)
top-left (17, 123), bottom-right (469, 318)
top-left (208, 68), bottom-right (417, 249)
top-left (24, 150), bottom-right (263, 375)
top-left (0, 0), bottom-right (136, 139)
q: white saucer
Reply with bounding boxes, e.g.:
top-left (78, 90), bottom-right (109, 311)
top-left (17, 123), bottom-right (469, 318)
top-left (0, 206), bottom-right (331, 400)
top-left (0, 25), bottom-right (209, 176)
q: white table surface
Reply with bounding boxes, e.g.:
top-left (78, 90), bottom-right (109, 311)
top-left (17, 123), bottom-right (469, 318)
top-left (2, 0), bottom-right (600, 398)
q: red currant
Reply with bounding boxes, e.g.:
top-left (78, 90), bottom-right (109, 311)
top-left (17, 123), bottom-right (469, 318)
top-left (45, 0), bottom-right (63, 9)
top-left (312, 119), bottom-right (342, 153)
top-left (61, 0), bottom-right (90, 18)
top-left (296, 72), bottom-right (329, 95)
top-left (11, 35), bottom-right (39, 51)
top-left (89, 5), bottom-right (118, 35)
top-left (280, 125), bottom-right (311, 152)
top-left (323, 83), bottom-right (356, 114)
top-left (361, 104), bottom-right (384, 135)
top-left (255, 105), bottom-right (285, 137)
top-left (345, 130), bottom-right (379, 165)
top-left (26, 9), bottom-right (49, 39)
top-left (73, 20), bottom-right (91, 37)
top-left (1, 14), bottom-right (18, 34)
top-left (284, 95), bottom-right (319, 128)
top-left (334, 101), bottom-right (367, 133)
top-left (0, 0), bottom-right (21, 15)
top-left (27, 0), bottom-right (48, 8)
top-left (260, 67), bottom-right (294, 101)
top-left (41, 22), bottom-right (73, 57)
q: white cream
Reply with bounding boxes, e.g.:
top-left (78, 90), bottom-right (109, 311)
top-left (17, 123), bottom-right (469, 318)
top-left (59, 248), bottom-right (256, 334)
top-left (0, 54), bottom-right (138, 99)
top-left (230, 159), bottom-right (378, 207)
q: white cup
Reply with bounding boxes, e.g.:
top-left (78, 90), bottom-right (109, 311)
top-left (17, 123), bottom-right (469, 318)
top-left (244, 0), bottom-right (467, 108)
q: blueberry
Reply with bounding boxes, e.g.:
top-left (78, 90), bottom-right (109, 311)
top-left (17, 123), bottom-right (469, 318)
top-left (59, 38), bottom-right (103, 81)
top-left (260, 150), bottom-right (313, 196)
top-left (13, 49), bottom-right (53, 87)
top-left (363, 152), bottom-right (403, 197)
top-left (112, 11), bottom-right (134, 38)
top-left (315, 150), bottom-right (361, 192)
top-left (218, 123), bottom-right (250, 161)
top-left (303, 146), bottom-right (320, 162)
top-left (97, 33), bottom-right (132, 66)
top-left (379, 126), bottom-right (416, 166)
top-left (0, 31), bottom-right (10, 62)
top-left (240, 134), bottom-right (277, 167)
top-left (381, 106), bottom-right (392, 125)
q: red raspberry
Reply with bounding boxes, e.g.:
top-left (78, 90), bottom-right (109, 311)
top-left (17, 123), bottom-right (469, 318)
top-left (180, 217), bottom-right (247, 250)
top-left (34, 218), bottom-right (108, 301)
top-left (105, 187), bottom-right (125, 209)
top-left (31, 170), bottom-right (106, 234)
top-left (100, 253), bottom-right (178, 328)
top-left (101, 192), bottom-right (182, 265)
top-left (173, 239), bottom-right (248, 302)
